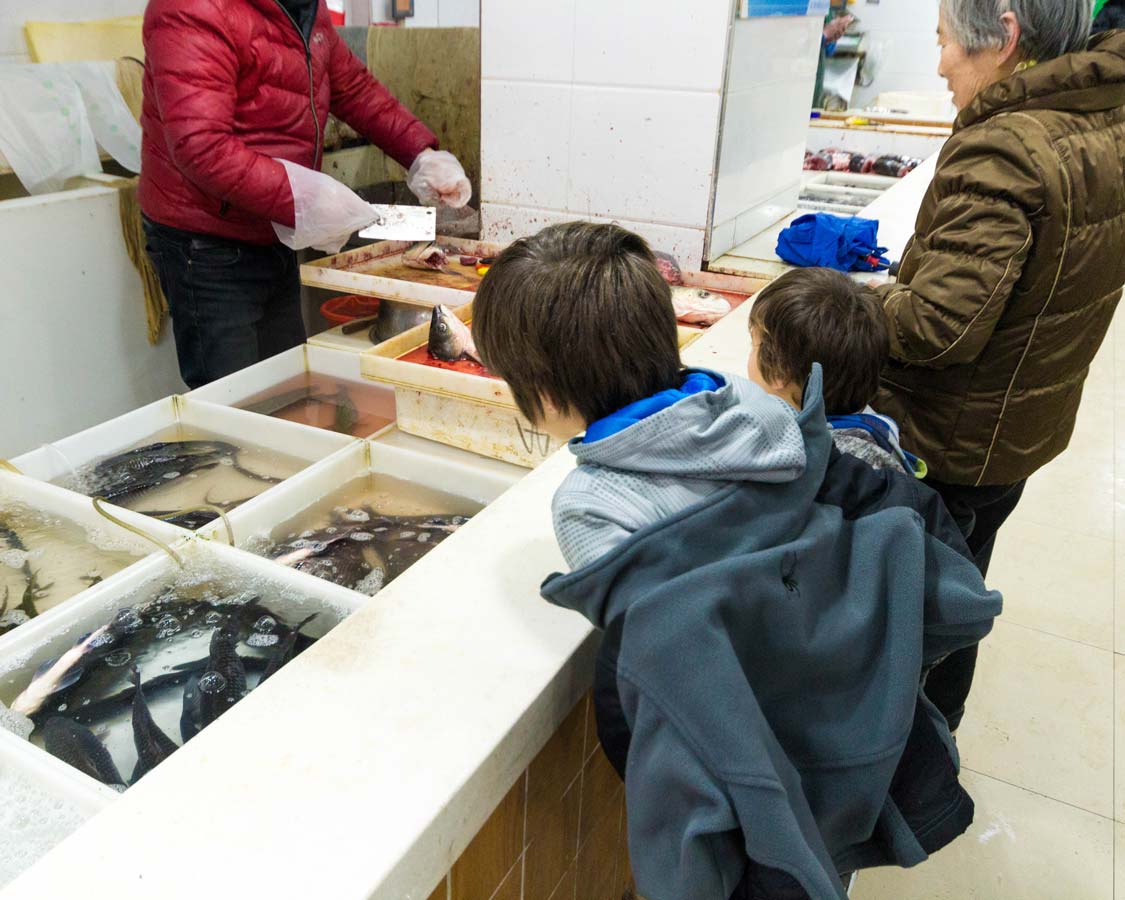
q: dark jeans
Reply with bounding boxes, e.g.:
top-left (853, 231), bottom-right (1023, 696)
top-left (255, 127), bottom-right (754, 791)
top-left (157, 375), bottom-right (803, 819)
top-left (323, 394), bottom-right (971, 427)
top-left (923, 478), bottom-right (1027, 731)
top-left (142, 217), bottom-right (306, 389)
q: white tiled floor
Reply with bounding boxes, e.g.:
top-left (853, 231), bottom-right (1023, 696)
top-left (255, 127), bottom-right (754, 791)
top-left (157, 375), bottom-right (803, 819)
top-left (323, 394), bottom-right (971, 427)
top-left (855, 311), bottom-right (1123, 897)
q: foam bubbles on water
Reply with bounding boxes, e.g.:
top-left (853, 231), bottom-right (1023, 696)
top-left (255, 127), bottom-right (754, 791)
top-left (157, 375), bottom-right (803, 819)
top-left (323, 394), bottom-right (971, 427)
top-left (203, 611), bottom-right (223, 626)
top-left (246, 633), bottom-right (279, 648)
top-left (343, 509), bottom-right (370, 523)
top-left (252, 616), bottom-right (277, 634)
top-left (0, 549), bottom-right (30, 569)
top-left (0, 700), bottom-right (33, 740)
top-left (349, 532), bottom-right (373, 542)
top-left (197, 671), bottom-right (227, 695)
top-left (105, 650), bottom-right (131, 668)
top-left (155, 614), bottom-right (181, 640)
top-left (113, 608), bottom-right (143, 632)
top-left (0, 610), bottom-right (29, 630)
top-left (354, 567), bottom-right (386, 597)
top-left (0, 768), bottom-right (96, 888)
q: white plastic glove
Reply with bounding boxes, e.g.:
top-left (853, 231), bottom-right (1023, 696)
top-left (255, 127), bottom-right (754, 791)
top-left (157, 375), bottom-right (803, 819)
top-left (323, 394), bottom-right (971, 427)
top-left (406, 149), bottom-right (472, 209)
top-left (272, 159), bottom-right (378, 253)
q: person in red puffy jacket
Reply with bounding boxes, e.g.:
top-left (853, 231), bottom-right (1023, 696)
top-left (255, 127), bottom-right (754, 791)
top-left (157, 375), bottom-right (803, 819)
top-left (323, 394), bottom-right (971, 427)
top-left (139, 0), bottom-right (471, 389)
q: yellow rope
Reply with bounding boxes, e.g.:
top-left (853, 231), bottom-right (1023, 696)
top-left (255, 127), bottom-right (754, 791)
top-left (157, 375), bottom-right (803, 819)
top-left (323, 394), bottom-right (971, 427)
top-left (0, 459), bottom-right (21, 474)
top-left (151, 504), bottom-right (235, 547)
top-left (92, 497), bottom-right (184, 568)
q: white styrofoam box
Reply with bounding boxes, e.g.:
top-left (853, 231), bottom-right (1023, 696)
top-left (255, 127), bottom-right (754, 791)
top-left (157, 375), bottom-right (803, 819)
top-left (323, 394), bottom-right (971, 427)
top-left (10, 396), bottom-right (356, 486)
top-left (572, 0), bottom-right (732, 93)
top-left (186, 345), bottom-right (395, 434)
top-left (198, 437), bottom-right (525, 547)
top-left (724, 14), bottom-right (822, 94)
top-left (0, 186), bottom-right (185, 460)
top-left (567, 86), bottom-right (721, 228)
top-left (713, 81), bottom-right (815, 226)
top-left (481, 81), bottom-right (573, 210)
top-left (481, 202), bottom-right (707, 268)
top-left (481, 0), bottom-right (575, 82)
top-left (0, 728), bottom-right (117, 889)
top-left (0, 0), bottom-right (145, 60)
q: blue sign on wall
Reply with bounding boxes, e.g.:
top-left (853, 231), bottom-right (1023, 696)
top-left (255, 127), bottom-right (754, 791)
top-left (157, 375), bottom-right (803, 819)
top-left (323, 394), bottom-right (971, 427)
top-left (740, 0), bottom-right (831, 16)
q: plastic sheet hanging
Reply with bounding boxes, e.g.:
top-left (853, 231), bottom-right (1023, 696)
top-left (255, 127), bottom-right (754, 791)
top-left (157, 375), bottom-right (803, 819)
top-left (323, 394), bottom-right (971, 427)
top-left (0, 62), bottom-right (141, 196)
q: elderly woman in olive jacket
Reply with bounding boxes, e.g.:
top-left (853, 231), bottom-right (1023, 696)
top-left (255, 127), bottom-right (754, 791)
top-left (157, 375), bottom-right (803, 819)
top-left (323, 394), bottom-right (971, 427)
top-left (877, 0), bottom-right (1125, 730)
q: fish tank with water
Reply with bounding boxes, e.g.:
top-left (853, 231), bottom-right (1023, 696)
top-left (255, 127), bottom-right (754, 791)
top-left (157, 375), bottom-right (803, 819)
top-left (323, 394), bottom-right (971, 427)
top-left (0, 548), bottom-right (359, 792)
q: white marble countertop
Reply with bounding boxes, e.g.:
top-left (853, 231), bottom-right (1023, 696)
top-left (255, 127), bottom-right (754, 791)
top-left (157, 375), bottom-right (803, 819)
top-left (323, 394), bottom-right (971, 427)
top-left (4, 164), bottom-right (933, 899)
top-left (711, 151), bottom-right (939, 281)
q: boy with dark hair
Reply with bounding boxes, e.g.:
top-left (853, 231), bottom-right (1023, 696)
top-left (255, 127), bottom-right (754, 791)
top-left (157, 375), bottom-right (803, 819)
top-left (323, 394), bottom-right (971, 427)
top-left (748, 267), bottom-right (926, 477)
top-left (473, 223), bottom-right (1000, 900)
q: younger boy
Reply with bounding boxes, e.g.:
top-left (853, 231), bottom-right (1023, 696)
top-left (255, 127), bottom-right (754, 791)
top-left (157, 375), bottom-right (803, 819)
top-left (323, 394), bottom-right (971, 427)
top-left (473, 222), bottom-right (999, 900)
top-left (747, 267), bottom-right (926, 478)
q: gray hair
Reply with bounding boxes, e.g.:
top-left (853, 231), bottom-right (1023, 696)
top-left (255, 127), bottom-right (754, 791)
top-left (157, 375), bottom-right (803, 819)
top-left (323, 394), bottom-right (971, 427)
top-left (940, 0), bottom-right (1092, 61)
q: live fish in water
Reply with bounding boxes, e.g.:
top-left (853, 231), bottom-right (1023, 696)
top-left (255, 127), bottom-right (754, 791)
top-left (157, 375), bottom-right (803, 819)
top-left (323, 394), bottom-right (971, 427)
top-left (73, 441), bottom-right (281, 505)
top-left (0, 517), bottom-right (52, 633)
top-left (129, 667), bottom-right (178, 783)
top-left (429, 305), bottom-right (481, 364)
top-left (242, 386), bottom-right (359, 437)
top-left (11, 623), bottom-right (122, 717)
top-left (259, 613), bottom-right (318, 685)
top-left (670, 287), bottom-right (731, 327)
top-left (181, 618), bottom-right (246, 742)
top-left (43, 716), bottom-right (124, 788)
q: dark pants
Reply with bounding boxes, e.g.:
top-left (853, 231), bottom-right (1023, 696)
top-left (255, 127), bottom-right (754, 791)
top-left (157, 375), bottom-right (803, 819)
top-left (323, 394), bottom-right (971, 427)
top-left (923, 478), bottom-right (1027, 731)
top-left (143, 218), bottom-right (306, 389)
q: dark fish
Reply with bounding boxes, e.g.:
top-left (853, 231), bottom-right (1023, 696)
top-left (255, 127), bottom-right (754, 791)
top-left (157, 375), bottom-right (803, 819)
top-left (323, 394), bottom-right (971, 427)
top-left (258, 614), bottom-right (318, 685)
top-left (0, 517), bottom-right (51, 627)
top-left (180, 672), bottom-right (202, 744)
top-left (198, 618), bottom-right (246, 728)
top-left (129, 667), bottom-right (178, 784)
top-left (428, 305), bottom-right (481, 363)
top-left (77, 440), bottom-right (280, 505)
top-left (12, 623), bottom-right (122, 716)
top-left (42, 716), bottom-right (124, 787)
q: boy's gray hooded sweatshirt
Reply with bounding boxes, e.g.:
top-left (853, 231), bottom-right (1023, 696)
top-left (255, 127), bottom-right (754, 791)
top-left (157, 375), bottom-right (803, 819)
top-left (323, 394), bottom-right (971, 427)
top-left (542, 366), bottom-right (1001, 900)
top-left (552, 372), bottom-right (808, 570)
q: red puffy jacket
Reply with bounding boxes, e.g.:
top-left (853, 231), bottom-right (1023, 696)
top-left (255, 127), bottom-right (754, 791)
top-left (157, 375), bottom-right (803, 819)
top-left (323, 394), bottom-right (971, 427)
top-left (139, 0), bottom-right (438, 244)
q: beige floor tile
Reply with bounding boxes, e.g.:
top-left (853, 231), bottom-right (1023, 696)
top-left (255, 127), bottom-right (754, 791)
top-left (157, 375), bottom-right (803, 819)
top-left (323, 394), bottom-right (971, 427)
top-left (988, 520), bottom-right (1113, 650)
top-left (955, 622), bottom-right (1113, 817)
top-left (1117, 658), bottom-right (1125, 822)
top-left (853, 771), bottom-right (1113, 900)
top-left (1013, 456), bottom-right (1114, 540)
top-left (1115, 824), bottom-right (1125, 897)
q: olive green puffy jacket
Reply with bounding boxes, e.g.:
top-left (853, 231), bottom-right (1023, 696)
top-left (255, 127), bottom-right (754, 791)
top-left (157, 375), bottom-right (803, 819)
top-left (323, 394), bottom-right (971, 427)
top-left (877, 31), bottom-right (1125, 486)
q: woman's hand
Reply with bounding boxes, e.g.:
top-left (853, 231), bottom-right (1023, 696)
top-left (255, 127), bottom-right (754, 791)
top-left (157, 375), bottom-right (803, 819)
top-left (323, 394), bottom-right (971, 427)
top-left (823, 14), bottom-right (855, 45)
top-left (407, 149), bottom-right (472, 209)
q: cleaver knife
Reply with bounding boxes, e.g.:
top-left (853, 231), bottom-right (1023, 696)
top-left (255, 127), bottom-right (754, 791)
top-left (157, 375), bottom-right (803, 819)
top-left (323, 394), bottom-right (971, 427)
top-left (359, 204), bottom-right (436, 242)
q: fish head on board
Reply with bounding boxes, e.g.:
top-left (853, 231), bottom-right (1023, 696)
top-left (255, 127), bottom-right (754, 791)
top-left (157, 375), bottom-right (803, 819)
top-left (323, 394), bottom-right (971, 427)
top-left (429, 305), bottom-right (480, 363)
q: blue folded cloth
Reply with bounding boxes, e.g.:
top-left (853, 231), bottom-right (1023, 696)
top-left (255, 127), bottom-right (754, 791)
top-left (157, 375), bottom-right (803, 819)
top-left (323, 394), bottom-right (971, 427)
top-left (776, 213), bottom-right (891, 273)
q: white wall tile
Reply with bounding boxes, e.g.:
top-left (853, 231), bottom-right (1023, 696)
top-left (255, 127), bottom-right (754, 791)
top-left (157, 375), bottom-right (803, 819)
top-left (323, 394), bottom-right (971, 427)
top-left (438, 0), bottom-right (479, 27)
top-left (482, 203), bottom-right (706, 267)
top-left (712, 82), bottom-right (812, 225)
top-left (0, 0), bottom-right (146, 59)
top-left (481, 81), bottom-right (571, 209)
top-left (572, 0), bottom-right (731, 93)
top-left (403, 0), bottom-right (440, 27)
top-left (724, 14), bottom-right (821, 93)
top-left (567, 85), bottom-right (721, 228)
top-left (481, 0), bottom-right (575, 82)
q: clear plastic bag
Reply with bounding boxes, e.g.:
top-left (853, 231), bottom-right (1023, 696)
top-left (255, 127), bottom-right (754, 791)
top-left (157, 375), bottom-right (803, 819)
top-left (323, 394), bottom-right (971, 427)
top-left (406, 149), bottom-right (471, 209)
top-left (0, 64), bottom-right (100, 194)
top-left (68, 61), bottom-right (141, 174)
top-left (271, 159), bottom-right (379, 253)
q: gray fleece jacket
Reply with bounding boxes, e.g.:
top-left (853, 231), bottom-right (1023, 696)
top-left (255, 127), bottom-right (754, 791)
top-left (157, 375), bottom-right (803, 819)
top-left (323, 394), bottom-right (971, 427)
top-left (552, 371), bottom-right (807, 570)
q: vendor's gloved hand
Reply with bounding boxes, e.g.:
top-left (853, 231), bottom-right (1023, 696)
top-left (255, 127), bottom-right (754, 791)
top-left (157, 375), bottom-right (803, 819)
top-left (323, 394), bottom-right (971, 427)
top-left (407, 149), bottom-right (472, 209)
top-left (272, 159), bottom-right (378, 253)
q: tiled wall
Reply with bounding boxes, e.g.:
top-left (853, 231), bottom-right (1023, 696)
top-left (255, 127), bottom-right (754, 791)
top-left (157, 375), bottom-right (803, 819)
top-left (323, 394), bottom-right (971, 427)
top-left (709, 13), bottom-right (824, 259)
top-left (849, 0), bottom-right (946, 109)
top-left (427, 692), bottom-right (633, 900)
top-left (479, 0), bottom-right (734, 269)
top-left (0, 0), bottom-right (145, 63)
top-left (372, 0), bottom-right (481, 27)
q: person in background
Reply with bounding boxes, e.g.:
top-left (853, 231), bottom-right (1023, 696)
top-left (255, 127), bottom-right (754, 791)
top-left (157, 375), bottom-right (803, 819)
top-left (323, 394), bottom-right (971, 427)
top-left (876, 0), bottom-right (1125, 731)
top-left (748, 268), bottom-right (926, 478)
top-left (813, 11), bottom-right (856, 108)
top-left (139, 0), bottom-right (471, 389)
top-left (472, 222), bottom-right (1001, 899)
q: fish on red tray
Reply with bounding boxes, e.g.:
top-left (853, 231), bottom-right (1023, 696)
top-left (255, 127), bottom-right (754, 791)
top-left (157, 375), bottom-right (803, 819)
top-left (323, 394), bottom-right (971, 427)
top-left (429, 305), bottom-right (482, 363)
